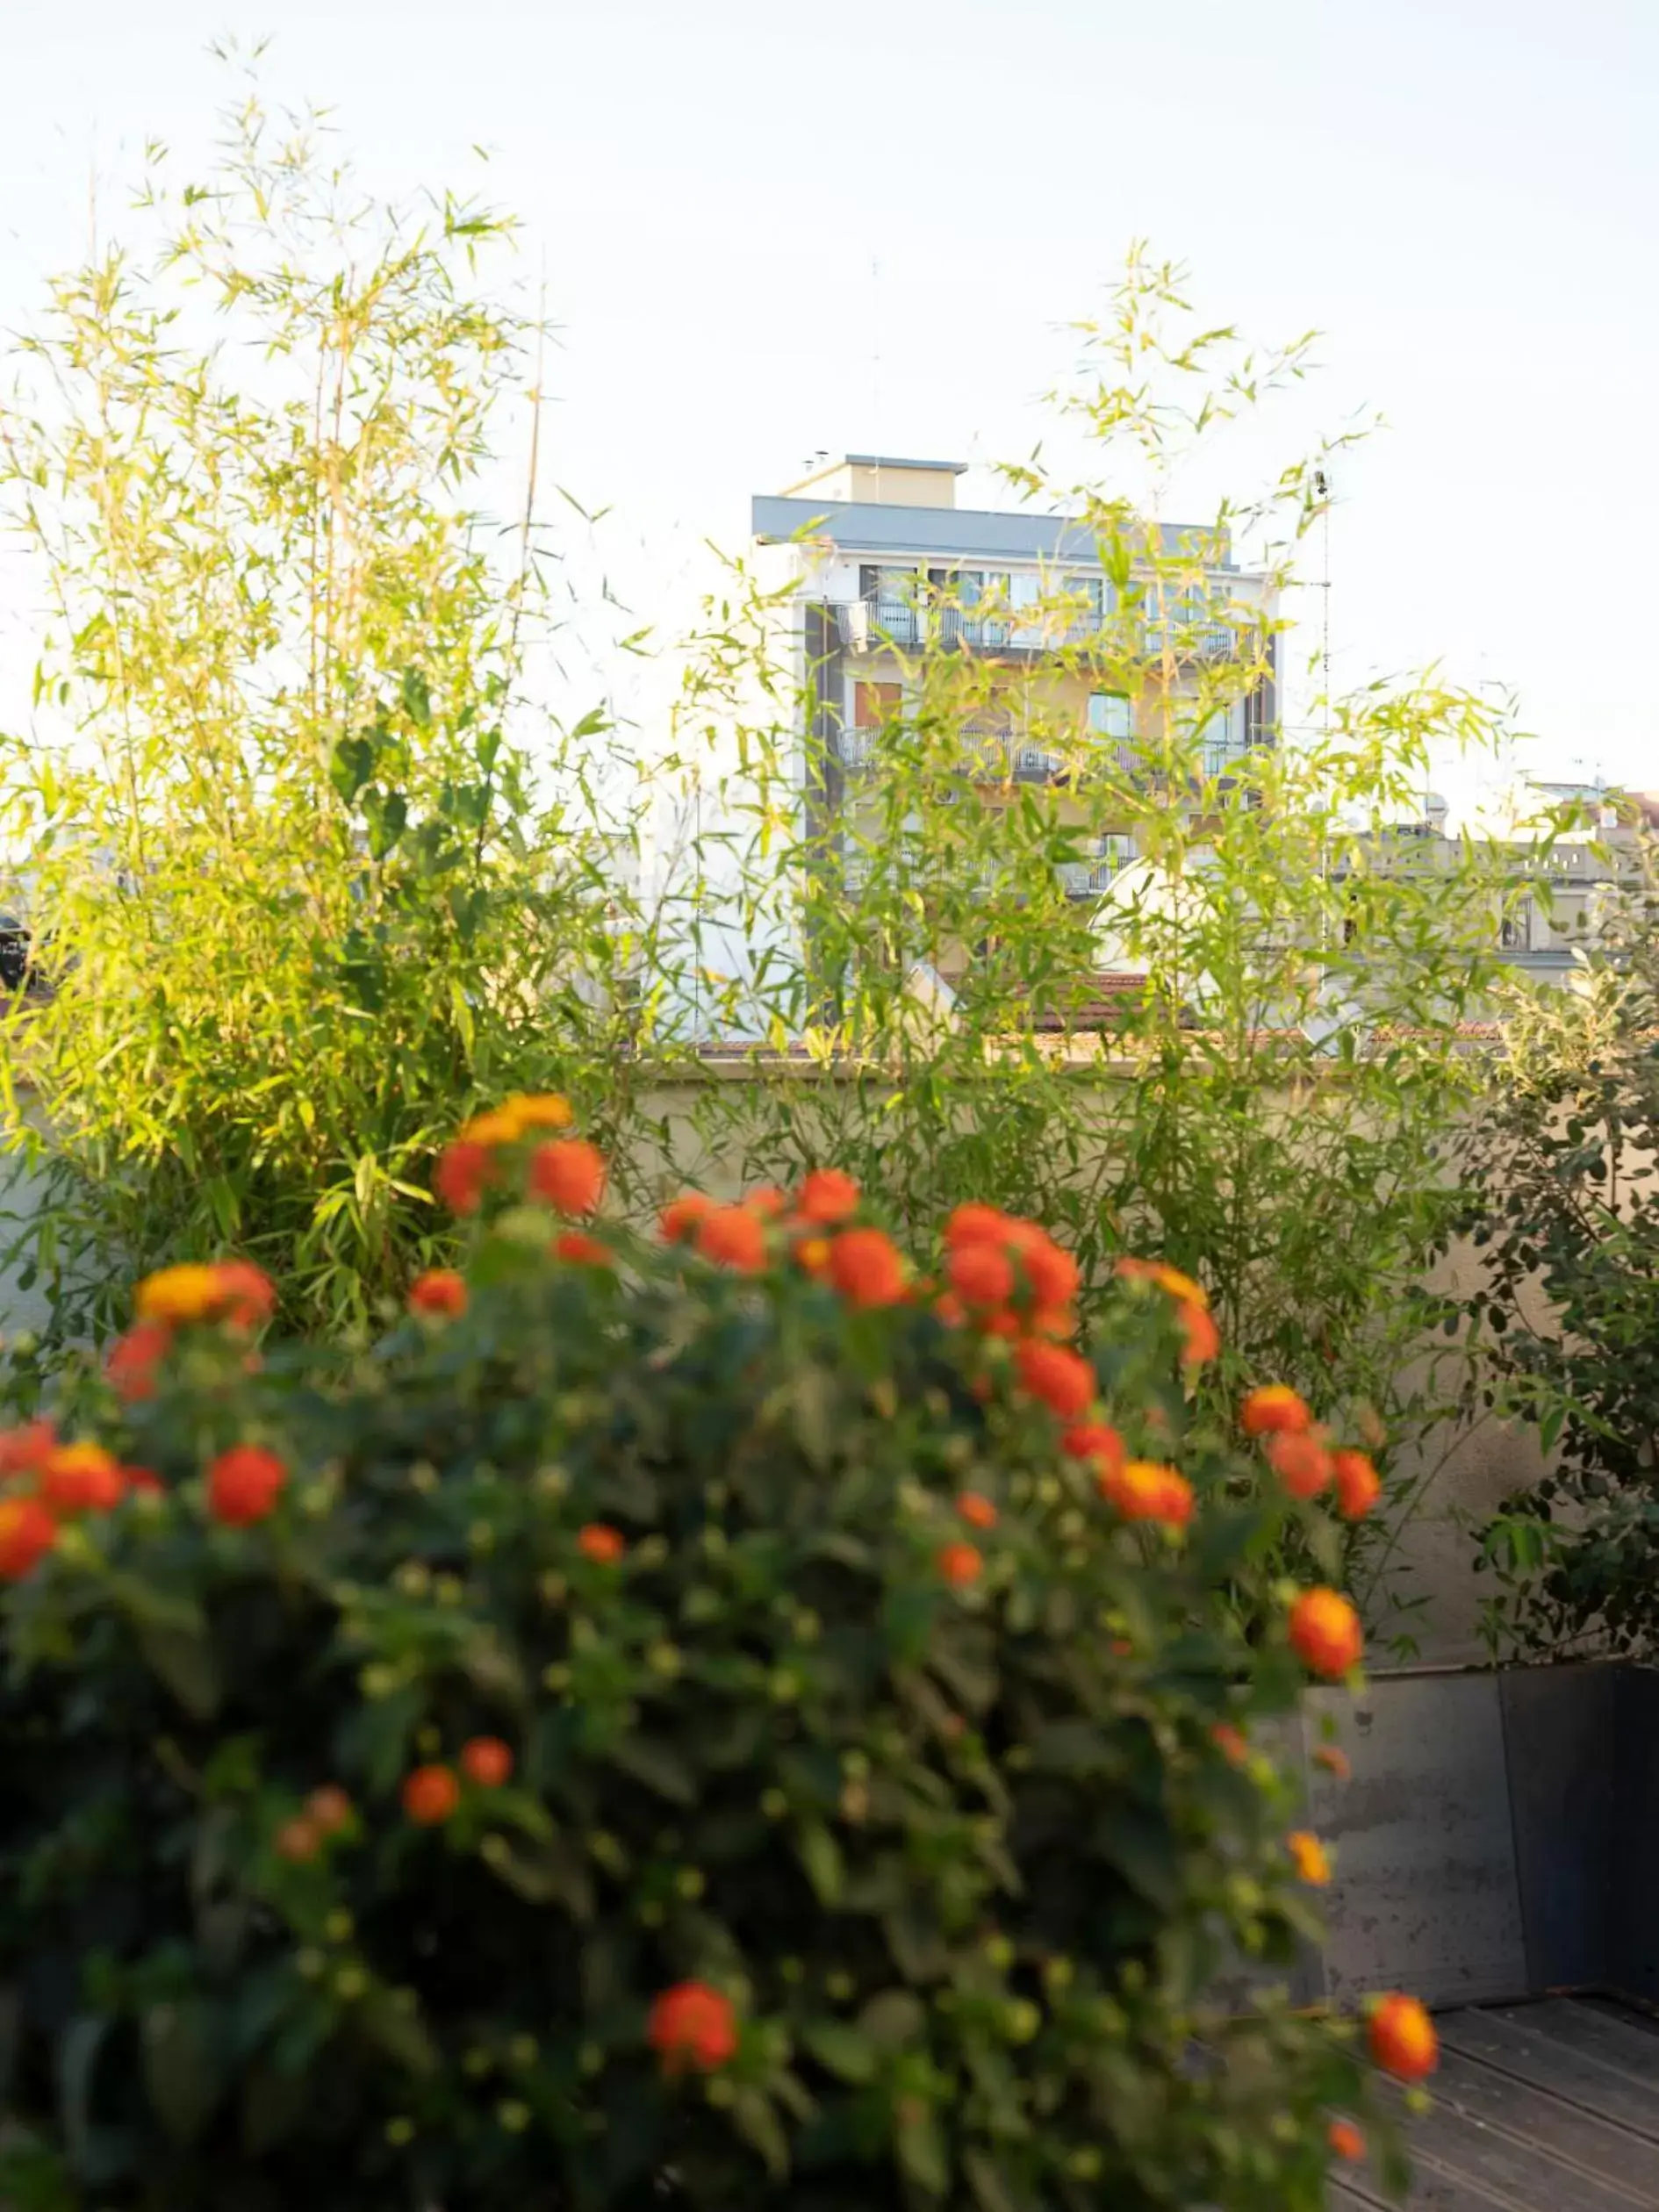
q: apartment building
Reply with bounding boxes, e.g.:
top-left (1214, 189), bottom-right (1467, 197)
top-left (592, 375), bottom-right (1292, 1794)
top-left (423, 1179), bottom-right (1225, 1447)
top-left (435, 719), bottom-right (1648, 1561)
top-left (749, 455), bottom-right (1280, 908)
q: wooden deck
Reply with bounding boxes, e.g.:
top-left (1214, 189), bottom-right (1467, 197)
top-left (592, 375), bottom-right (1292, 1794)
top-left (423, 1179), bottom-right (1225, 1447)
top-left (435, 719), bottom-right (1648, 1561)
top-left (1334, 2000), bottom-right (1659, 2210)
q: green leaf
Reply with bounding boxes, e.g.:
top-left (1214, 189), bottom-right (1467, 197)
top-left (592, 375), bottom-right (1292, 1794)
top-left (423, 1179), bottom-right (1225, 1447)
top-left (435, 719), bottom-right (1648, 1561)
top-left (609, 1736), bottom-right (696, 1804)
top-left (895, 2108), bottom-right (950, 2197)
top-left (802, 2020), bottom-right (878, 2085)
top-left (135, 1622), bottom-right (222, 1720)
top-left (730, 2086), bottom-right (791, 2178)
top-left (355, 1988), bottom-right (439, 2077)
top-left (141, 1999), bottom-right (228, 2144)
top-left (797, 1821), bottom-right (844, 1906)
top-left (858, 1990), bottom-right (925, 2050)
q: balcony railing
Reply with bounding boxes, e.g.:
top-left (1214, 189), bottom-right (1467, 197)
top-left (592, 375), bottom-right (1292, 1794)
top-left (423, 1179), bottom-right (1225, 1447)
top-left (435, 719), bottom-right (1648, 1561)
top-left (837, 596), bottom-right (1251, 661)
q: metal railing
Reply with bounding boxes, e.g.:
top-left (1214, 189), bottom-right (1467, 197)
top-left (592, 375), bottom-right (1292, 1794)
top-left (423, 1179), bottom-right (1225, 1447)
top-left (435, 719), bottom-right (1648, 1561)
top-left (837, 595), bottom-right (1251, 662)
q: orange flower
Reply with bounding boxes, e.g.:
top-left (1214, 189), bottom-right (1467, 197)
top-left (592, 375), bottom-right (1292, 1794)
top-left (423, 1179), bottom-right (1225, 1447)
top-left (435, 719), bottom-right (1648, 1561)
top-left (1328, 2119), bottom-right (1365, 2163)
top-left (744, 1185), bottom-right (789, 1221)
top-left (135, 1263), bottom-right (224, 1324)
top-left (1287, 1829), bottom-right (1332, 1885)
top-left (795, 1168), bottom-right (860, 1225)
top-left (1063, 1421), bottom-right (1125, 1480)
top-left (206, 1443), bottom-right (287, 1527)
top-left (275, 1817), bottom-right (322, 1864)
top-left (1241, 1383), bottom-right (1312, 1437)
top-left (1102, 1460), bottom-right (1195, 1529)
top-left (578, 1523), bottom-right (625, 1566)
top-left (956, 1490), bottom-right (998, 1530)
top-left (1289, 1587), bottom-right (1363, 1677)
top-left (944, 1203), bottom-right (1011, 1248)
top-left (401, 1764), bottom-right (461, 1827)
top-left (500, 1092), bottom-right (573, 1132)
top-left (1029, 1303), bottom-right (1077, 1341)
top-left (1114, 1256), bottom-right (1208, 1307)
top-left (696, 1204), bottom-right (768, 1274)
top-left (554, 1230), bottom-right (613, 1268)
top-left (648, 1980), bottom-right (738, 2073)
top-left (0, 1418), bottom-right (56, 1477)
top-left (105, 1321), bottom-right (173, 1402)
top-left (529, 1138), bottom-right (607, 1217)
top-left (305, 1785), bottom-right (353, 1834)
top-left (0, 1496), bottom-right (56, 1579)
top-left (1314, 1743), bottom-right (1353, 1781)
top-left (933, 1291), bottom-right (967, 1329)
top-left (212, 1260), bottom-right (277, 1330)
top-left (947, 1241), bottom-right (1015, 1308)
top-left (827, 1227), bottom-right (908, 1309)
top-left (1014, 1340), bottom-right (1095, 1419)
top-left (1332, 1448), bottom-right (1382, 1520)
top-left (794, 1234), bottom-right (832, 1277)
top-left (409, 1268), bottom-right (467, 1318)
top-left (1266, 1430), bottom-right (1332, 1500)
top-left (126, 1468), bottom-right (165, 1497)
top-left (434, 1139), bottom-right (494, 1216)
top-left (461, 1736), bottom-right (514, 1788)
top-left (937, 1540), bottom-right (983, 1587)
top-left (1178, 1301), bottom-right (1220, 1367)
top-left (659, 1191), bottom-right (715, 1244)
top-left (1368, 1993), bottom-right (1438, 2081)
top-left (1210, 1720), bottom-right (1250, 1766)
top-left (40, 1441), bottom-right (126, 1516)
top-left (1005, 1223), bottom-right (1081, 1310)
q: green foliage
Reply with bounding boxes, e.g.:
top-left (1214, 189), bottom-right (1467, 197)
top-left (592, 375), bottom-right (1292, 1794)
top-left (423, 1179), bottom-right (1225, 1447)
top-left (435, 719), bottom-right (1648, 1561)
top-left (0, 1164), bottom-right (1402, 2211)
top-left (1461, 829), bottom-right (1659, 1655)
top-left (0, 94), bottom-right (657, 1341)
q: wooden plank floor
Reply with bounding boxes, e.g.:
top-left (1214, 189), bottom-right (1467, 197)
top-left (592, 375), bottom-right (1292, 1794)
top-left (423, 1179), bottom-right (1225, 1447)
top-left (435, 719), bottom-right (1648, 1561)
top-left (1333, 2000), bottom-right (1659, 2210)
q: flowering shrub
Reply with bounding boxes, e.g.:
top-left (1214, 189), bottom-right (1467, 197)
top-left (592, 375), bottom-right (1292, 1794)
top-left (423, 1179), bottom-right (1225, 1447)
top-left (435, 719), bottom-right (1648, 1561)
top-left (0, 1120), bottom-right (1422, 2211)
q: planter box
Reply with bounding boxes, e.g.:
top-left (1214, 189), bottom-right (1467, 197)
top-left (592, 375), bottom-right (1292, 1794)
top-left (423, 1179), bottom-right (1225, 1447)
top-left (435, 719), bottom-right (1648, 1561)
top-left (1296, 1662), bottom-right (1659, 2009)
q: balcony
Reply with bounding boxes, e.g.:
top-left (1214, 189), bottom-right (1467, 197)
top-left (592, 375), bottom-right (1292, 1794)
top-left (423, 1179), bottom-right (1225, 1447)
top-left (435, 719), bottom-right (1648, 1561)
top-left (835, 595), bottom-right (1253, 663)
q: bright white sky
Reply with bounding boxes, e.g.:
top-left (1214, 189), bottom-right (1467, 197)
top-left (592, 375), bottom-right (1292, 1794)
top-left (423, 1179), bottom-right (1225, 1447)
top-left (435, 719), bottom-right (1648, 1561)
top-left (0, 0), bottom-right (1654, 808)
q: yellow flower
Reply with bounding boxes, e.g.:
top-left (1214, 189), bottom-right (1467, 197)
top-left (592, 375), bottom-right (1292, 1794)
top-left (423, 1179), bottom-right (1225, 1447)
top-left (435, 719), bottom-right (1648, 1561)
top-left (1287, 1829), bottom-right (1332, 1885)
top-left (459, 1108), bottom-right (525, 1146)
top-left (1153, 1264), bottom-right (1208, 1309)
top-left (135, 1263), bottom-right (224, 1324)
top-left (501, 1092), bottom-right (573, 1131)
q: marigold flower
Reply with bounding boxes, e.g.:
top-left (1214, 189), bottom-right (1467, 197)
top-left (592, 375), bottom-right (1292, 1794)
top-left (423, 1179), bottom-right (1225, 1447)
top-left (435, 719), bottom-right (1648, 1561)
top-left (305, 1785), bottom-right (353, 1834)
top-left (827, 1227), bottom-right (908, 1309)
top-left (0, 1418), bottom-right (55, 1477)
top-left (944, 1203), bottom-right (1011, 1248)
top-left (1210, 1720), bottom-right (1249, 1766)
top-left (1288, 1829), bottom-right (1332, 1885)
top-left (696, 1204), bottom-right (768, 1273)
top-left (1368, 1992), bottom-right (1438, 2081)
top-left (1114, 1256), bottom-right (1209, 1307)
top-left (795, 1168), bottom-right (860, 1225)
top-left (1005, 1223), bottom-right (1081, 1309)
top-left (554, 1230), bottom-right (613, 1268)
top-left (1241, 1383), bottom-right (1313, 1437)
top-left (1014, 1340), bottom-right (1095, 1419)
top-left (937, 1540), bottom-right (983, 1587)
top-left (105, 1321), bottom-right (173, 1402)
top-left (1063, 1421), bottom-right (1125, 1479)
top-left (0, 1496), bottom-right (56, 1579)
top-left (744, 1185), bottom-right (789, 1221)
top-left (947, 1241), bottom-right (1016, 1307)
top-left (500, 1092), bottom-right (573, 1132)
top-left (40, 1441), bottom-right (126, 1516)
top-left (956, 1490), bottom-right (998, 1530)
top-left (461, 1736), bottom-right (514, 1788)
top-left (1332, 1448), bottom-right (1382, 1520)
top-left (212, 1260), bottom-right (277, 1330)
top-left (578, 1523), bottom-right (625, 1566)
top-left (401, 1764), bottom-right (461, 1827)
top-left (409, 1268), bottom-right (467, 1318)
top-left (1289, 1586), bottom-right (1364, 1677)
top-left (1178, 1301), bottom-right (1221, 1367)
top-left (1328, 2119), bottom-right (1366, 2163)
top-left (933, 1291), bottom-right (967, 1329)
top-left (136, 1263), bottom-right (225, 1325)
top-left (1102, 1459), bottom-right (1194, 1529)
top-left (460, 1106), bottom-right (526, 1146)
top-left (275, 1816), bottom-right (322, 1864)
top-left (529, 1138), bottom-right (607, 1217)
top-left (659, 1191), bottom-right (715, 1244)
top-left (1266, 1429), bottom-right (1332, 1500)
top-left (434, 1139), bottom-right (494, 1216)
top-left (648, 1981), bottom-right (738, 2073)
top-left (1314, 1743), bottom-right (1353, 1781)
top-left (206, 1443), bottom-right (287, 1527)
top-left (1029, 1303), bottom-right (1077, 1340)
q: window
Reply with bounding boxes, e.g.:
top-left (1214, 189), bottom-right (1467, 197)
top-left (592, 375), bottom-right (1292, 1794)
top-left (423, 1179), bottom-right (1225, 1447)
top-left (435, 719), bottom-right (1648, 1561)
top-left (859, 564), bottom-right (916, 603)
top-left (1069, 575), bottom-right (1107, 628)
top-left (1500, 901), bottom-right (1533, 952)
top-left (1089, 693), bottom-right (1132, 742)
top-left (854, 681), bottom-right (901, 729)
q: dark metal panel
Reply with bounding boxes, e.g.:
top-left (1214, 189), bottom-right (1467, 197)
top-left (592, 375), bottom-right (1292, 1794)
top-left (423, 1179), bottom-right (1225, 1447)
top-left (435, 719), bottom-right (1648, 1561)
top-left (1613, 1670), bottom-right (1659, 2007)
top-left (1497, 1663), bottom-right (1619, 1991)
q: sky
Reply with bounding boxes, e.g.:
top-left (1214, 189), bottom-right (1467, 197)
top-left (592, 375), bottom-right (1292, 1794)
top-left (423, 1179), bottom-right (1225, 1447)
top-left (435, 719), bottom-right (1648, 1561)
top-left (0, 0), bottom-right (1654, 806)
